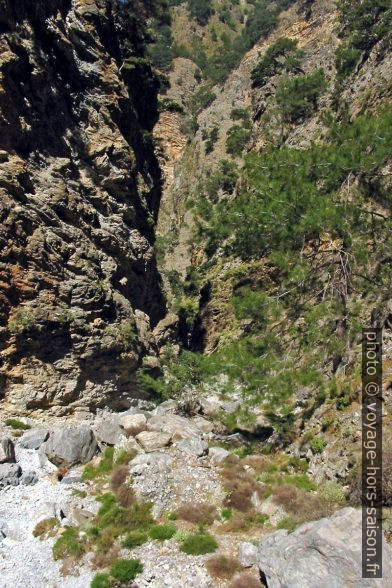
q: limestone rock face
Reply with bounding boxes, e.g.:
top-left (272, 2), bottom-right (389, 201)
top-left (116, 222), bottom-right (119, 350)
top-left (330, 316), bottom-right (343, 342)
top-left (257, 507), bottom-right (392, 588)
top-left (0, 0), bottom-right (167, 413)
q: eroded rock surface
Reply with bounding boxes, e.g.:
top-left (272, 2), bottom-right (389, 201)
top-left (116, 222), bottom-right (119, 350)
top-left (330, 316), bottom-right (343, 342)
top-left (0, 0), bottom-right (167, 413)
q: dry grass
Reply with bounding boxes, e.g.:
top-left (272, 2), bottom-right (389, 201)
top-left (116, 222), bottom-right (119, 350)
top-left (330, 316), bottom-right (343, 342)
top-left (91, 546), bottom-right (120, 570)
top-left (206, 554), bottom-right (241, 580)
top-left (221, 463), bottom-right (263, 512)
top-left (218, 509), bottom-right (266, 534)
top-left (176, 503), bottom-right (217, 526)
top-left (110, 465), bottom-right (129, 492)
top-left (229, 572), bottom-right (263, 587)
top-left (116, 484), bottom-right (136, 507)
top-left (273, 484), bottom-right (332, 523)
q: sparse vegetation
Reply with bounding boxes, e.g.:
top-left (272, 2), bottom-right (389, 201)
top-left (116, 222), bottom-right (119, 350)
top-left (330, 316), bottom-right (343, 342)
top-left (4, 418), bottom-right (31, 430)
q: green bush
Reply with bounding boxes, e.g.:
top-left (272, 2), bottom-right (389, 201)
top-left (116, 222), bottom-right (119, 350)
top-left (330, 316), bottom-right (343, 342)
top-left (149, 524), bottom-right (176, 541)
top-left (90, 573), bottom-right (110, 588)
top-left (277, 516), bottom-right (298, 532)
top-left (4, 418), bottom-right (31, 430)
top-left (310, 436), bottom-right (327, 454)
top-left (276, 70), bottom-right (327, 122)
top-left (180, 532), bottom-right (218, 555)
top-left (110, 559), bottom-right (143, 582)
top-left (122, 530), bottom-right (148, 549)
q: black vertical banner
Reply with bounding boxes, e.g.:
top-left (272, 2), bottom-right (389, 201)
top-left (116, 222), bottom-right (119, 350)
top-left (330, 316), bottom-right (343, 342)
top-left (362, 328), bottom-right (382, 579)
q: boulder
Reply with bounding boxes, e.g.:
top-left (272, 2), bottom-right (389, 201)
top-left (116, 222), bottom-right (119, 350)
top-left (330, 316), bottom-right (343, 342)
top-left (0, 463), bottom-right (22, 488)
top-left (209, 447), bottom-right (230, 464)
top-left (177, 437), bottom-right (209, 457)
top-left (257, 507), bottom-right (392, 588)
top-left (152, 399), bottom-right (179, 415)
top-left (43, 426), bottom-right (97, 467)
top-left (135, 431), bottom-right (171, 452)
top-left (20, 428), bottom-right (50, 450)
top-left (238, 542), bottom-right (258, 568)
top-left (20, 470), bottom-right (39, 485)
top-left (119, 413), bottom-right (147, 437)
top-left (0, 437), bottom-right (16, 463)
top-left (68, 506), bottom-right (95, 528)
top-left (130, 452), bottom-right (174, 476)
top-left (192, 416), bottom-right (214, 434)
top-left (147, 414), bottom-right (201, 441)
top-left (93, 417), bottom-right (125, 446)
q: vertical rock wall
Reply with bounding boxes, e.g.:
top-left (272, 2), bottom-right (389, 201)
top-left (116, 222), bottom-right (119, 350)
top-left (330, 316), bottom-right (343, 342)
top-left (0, 0), bottom-right (167, 413)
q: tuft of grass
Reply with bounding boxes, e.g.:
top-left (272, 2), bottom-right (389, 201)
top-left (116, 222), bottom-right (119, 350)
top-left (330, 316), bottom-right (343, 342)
top-left (110, 559), bottom-right (143, 582)
top-left (90, 573), bottom-right (111, 588)
top-left (149, 524), bottom-right (176, 541)
top-left (221, 508), bottom-right (233, 521)
top-left (122, 530), bottom-right (149, 549)
top-left (5, 418), bottom-right (31, 430)
top-left (277, 516), bottom-right (298, 532)
top-left (52, 528), bottom-right (85, 561)
top-left (219, 511), bottom-right (268, 534)
top-left (180, 532), bottom-right (218, 555)
top-left (114, 449), bottom-right (136, 465)
top-left (83, 447), bottom-right (115, 481)
top-left (206, 554), bottom-right (241, 580)
top-left (33, 518), bottom-right (59, 540)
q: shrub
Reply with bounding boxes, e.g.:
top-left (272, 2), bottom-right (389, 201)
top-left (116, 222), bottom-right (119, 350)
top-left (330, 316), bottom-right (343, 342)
top-left (90, 573), bottom-right (110, 588)
top-left (122, 531), bottom-right (148, 549)
top-left (310, 436), bottom-right (327, 454)
top-left (220, 511), bottom-right (268, 533)
top-left (8, 308), bottom-right (37, 334)
top-left (149, 524), bottom-right (176, 541)
top-left (52, 528), bottom-right (84, 561)
top-left (4, 418), bottom-right (31, 430)
top-left (226, 125), bottom-right (250, 156)
top-left (33, 518), bottom-right (59, 540)
top-left (251, 37), bottom-right (303, 87)
top-left (176, 503), bottom-right (216, 526)
top-left (276, 70), bottom-right (327, 122)
top-left (206, 554), bottom-right (241, 579)
top-left (110, 559), bottom-right (143, 582)
top-left (180, 532), bottom-right (218, 555)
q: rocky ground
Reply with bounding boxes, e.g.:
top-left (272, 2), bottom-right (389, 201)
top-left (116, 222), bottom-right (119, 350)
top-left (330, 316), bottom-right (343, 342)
top-left (0, 398), bottom-right (391, 587)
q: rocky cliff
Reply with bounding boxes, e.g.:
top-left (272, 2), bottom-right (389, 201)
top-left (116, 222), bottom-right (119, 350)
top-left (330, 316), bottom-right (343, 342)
top-left (0, 0), bottom-right (168, 414)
